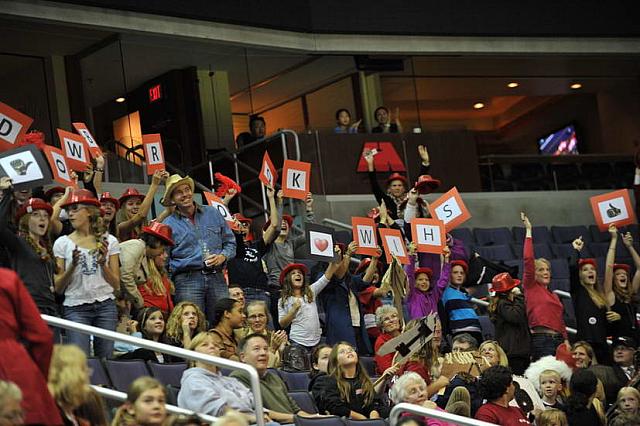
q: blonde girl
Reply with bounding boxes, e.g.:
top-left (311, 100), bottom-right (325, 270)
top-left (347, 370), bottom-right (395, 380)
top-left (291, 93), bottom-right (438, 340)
top-left (48, 344), bottom-right (92, 425)
top-left (111, 377), bottom-right (168, 426)
top-left (165, 301), bottom-right (207, 351)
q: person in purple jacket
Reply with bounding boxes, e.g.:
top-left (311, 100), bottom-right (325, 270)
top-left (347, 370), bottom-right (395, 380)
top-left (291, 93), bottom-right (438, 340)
top-left (405, 244), bottom-right (452, 319)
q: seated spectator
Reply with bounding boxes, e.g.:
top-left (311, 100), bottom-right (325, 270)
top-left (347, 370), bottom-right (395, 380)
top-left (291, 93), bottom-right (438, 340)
top-left (524, 355), bottom-right (573, 412)
top-left (537, 409), bottom-right (567, 426)
top-left (309, 344), bottom-right (332, 393)
top-left (118, 307), bottom-right (168, 362)
top-left (475, 365), bottom-right (531, 425)
top-left (228, 284), bottom-right (246, 310)
top-left (239, 300), bottom-right (287, 368)
top-left (0, 381), bottom-right (24, 426)
top-left (119, 221), bottom-right (175, 315)
top-left (334, 108), bottom-right (361, 134)
top-left (178, 332), bottom-right (267, 423)
top-left (48, 344), bottom-right (92, 425)
top-left (209, 298), bottom-right (245, 361)
top-left (372, 106), bottom-right (402, 133)
top-left (451, 333), bottom-right (478, 352)
top-left (164, 302), bottom-right (207, 353)
top-left (316, 342), bottom-right (387, 419)
top-left (565, 369), bottom-right (605, 426)
top-left (236, 115), bottom-right (266, 146)
top-left (440, 260), bottom-right (483, 345)
top-left (612, 336), bottom-right (637, 382)
top-left (374, 305), bottom-right (401, 375)
top-left (230, 334), bottom-right (314, 424)
top-left (112, 377), bottom-right (167, 426)
top-left (390, 372), bottom-right (461, 426)
top-left (572, 341), bottom-right (597, 368)
top-left (538, 369), bottom-right (566, 410)
top-left (612, 387), bottom-right (640, 419)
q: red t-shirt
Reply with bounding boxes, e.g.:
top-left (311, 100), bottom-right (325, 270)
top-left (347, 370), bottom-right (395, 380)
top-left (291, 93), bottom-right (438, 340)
top-left (475, 402), bottom-right (531, 426)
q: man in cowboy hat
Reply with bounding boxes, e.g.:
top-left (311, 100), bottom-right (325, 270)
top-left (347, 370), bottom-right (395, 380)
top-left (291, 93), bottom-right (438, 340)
top-left (161, 174), bottom-right (236, 325)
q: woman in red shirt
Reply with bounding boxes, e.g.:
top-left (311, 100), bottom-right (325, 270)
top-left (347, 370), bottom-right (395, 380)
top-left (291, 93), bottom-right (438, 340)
top-left (521, 213), bottom-right (569, 360)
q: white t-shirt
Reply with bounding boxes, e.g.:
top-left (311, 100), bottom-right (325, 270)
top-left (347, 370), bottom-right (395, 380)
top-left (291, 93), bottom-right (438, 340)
top-left (278, 275), bottom-right (330, 347)
top-left (53, 234), bottom-right (120, 307)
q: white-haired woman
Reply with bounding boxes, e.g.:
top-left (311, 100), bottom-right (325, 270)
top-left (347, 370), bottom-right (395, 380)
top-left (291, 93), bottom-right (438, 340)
top-left (374, 305), bottom-right (401, 375)
top-left (390, 372), bottom-right (455, 426)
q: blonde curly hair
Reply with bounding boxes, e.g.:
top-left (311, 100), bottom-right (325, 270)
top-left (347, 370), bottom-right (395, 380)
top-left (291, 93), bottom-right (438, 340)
top-left (165, 301), bottom-right (207, 343)
top-left (48, 344), bottom-right (91, 410)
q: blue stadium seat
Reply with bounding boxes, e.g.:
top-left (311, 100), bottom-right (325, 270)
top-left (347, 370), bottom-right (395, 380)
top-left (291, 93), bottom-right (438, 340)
top-left (551, 226), bottom-right (590, 244)
top-left (334, 230), bottom-right (353, 245)
top-left (147, 362), bottom-right (187, 388)
top-left (278, 370), bottom-right (311, 391)
top-left (551, 243), bottom-right (592, 260)
top-left (359, 356), bottom-right (376, 377)
top-left (511, 243), bottom-right (553, 260)
top-left (87, 357), bottom-right (111, 387)
top-left (550, 278), bottom-right (570, 292)
top-left (589, 225), bottom-right (609, 243)
top-left (474, 244), bottom-right (515, 262)
top-left (474, 227), bottom-right (513, 246)
top-left (512, 226), bottom-right (552, 244)
top-left (104, 359), bottom-right (150, 392)
top-left (503, 259), bottom-right (523, 280)
top-left (450, 228), bottom-right (474, 247)
top-left (295, 416), bottom-right (344, 426)
top-left (166, 385), bottom-right (180, 406)
top-left (344, 420), bottom-right (387, 426)
top-left (478, 316), bottom-right (495, 340)
top-left (289, 391), bottom-right (318, 414)
top-left (550, 258), bottom-right (570, 280)
top-left (589, 242), bottom-right (611, 258)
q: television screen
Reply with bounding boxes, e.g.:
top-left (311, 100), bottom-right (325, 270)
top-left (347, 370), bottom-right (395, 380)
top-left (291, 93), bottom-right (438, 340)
top-left (538, 125), bottom-right (579, 155)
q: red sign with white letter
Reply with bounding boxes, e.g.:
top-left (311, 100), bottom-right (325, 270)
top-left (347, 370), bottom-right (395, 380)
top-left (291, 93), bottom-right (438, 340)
top-left (282, 159), bottom-right (311, 200)
top-left (411, 218), bottom-right (446, 254)
top-left (259, 151), bottom-right (277, 188)
top-left (0, 101), bottom-right (34, 152)
top-left (351, 217), bottom-right (378, 256)
top-left (57, 129), bottom-right (90, 171)
top-left (379, 227), bottom-right (409, 264)
top-left (203, 192), bottom-right (234, 225)
top-left (72, 122), bottom-right (102, 159)
top-left (428, 187), bottom-right (471, 231)
top-left (42, 145), bottom-right (76, 187)
top-left (356, 142), bottom-right (406, 172)
top-left (142, 134), bottom-right (165, 174)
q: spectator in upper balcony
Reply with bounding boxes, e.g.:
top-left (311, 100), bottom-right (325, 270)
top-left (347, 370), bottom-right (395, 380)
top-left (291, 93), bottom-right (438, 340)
top-left (372, 106), bottom-right (402, 133)
top-left (236, 115), bottom-right (266, 147)
top-left (334, 108), bottom-right (361, 134)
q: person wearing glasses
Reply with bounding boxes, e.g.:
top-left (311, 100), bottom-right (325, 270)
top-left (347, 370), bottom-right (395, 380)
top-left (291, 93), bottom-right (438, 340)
top-left (238, 300), bottom-right (288, 368)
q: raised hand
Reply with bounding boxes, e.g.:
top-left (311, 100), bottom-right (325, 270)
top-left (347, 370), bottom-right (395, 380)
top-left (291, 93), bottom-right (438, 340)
top-left (305, 192), bottom-right (314, 211)
top-left (0, 177), bottom-right (12, 191)
top-left (345, 241), bottom-right (358, 258)
top-left (572, 236), bottom-right (584, 252)
top-left (266, 185), bottom-right (275, 199)
top-left (407, 188), bottom-right (419, 205)
top-left (622, 232), bottom-right (634, 248)
top-left (608, 224), bottom-right (618, 239)
top-left (520, 212), bottom-right (531, 229)
top-left (418, 145), bottom-right (430, 164)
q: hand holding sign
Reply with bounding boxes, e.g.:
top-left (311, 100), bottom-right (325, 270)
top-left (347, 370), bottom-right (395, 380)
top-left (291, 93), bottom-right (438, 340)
top-left (379, 227), bottom-right (409, 264)
top-left (142, 134), bottom-right (165, 175)
top-left (57, 129), bottom-right (89, 171)
top-left (72, 122), bottom-right (103, 159)
top-left (351, 217), bottom-right (378, 256)
top-left (590, 189), bottom-right (635, 231)
top-left (259, 151), bottom-right (278, 188)
top-left (411, 218), bottom-right (446, 254)
top-left (428, 187), bottom-right (471, 230)
top-left (282, 159), bottom-right (311, 200)
top-left (42, 145), bottom-right (76, 187)
top-left (203, 192), bottom-right (234, 225)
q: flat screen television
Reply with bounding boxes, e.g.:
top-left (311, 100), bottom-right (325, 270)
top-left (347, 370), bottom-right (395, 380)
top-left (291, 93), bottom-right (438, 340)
top-left (538, 124), bottom-right (579, 155)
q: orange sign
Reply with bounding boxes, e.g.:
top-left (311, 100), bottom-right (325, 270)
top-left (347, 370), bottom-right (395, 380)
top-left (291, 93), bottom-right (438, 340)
top-left (0, 101), bottom-right (33, 151)
top-left (259, 151), bottom-right (277, 188)
top-left (428, 187), bottom-right (471, 231)
top-left (411, 218), bottom-right (446, 254)
top-left (57, 129), bottom-right (90, 171)
top-left (203, 192), bottom-right (234, 224)
top-left (281, 159), bottom-right (311, 200)
top-left (590, 189), bottom-right (636, 231)
top-left (356, 142), bottom-right (406, 172)
top-left (351, 217), bottom-right (378, 256)
top-left (72, 122), bottom-right (103, 159)
top-left (42, 145), bottom-right (77, 187)
top-left (379, 227), bottom-right (409, 264)
top-left (142, 134), bottom-right (165, 175)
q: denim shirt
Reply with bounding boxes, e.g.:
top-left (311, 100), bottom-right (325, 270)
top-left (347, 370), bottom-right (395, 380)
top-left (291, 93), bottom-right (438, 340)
top-left (164, 203), bottom-right (236, 273)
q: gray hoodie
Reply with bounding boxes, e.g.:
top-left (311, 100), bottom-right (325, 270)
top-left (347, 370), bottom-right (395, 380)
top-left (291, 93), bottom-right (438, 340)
top-left (178, 367), bottom-right (255, 416)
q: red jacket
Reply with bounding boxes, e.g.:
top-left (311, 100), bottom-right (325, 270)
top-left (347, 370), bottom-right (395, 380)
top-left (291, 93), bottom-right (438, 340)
top-left (138, 276), bottom-right (174, 315)
top-left (0, 268), bottom-right (62, 425)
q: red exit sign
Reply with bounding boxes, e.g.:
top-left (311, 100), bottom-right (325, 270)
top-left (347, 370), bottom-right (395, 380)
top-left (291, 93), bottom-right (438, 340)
top-left (149, 84), bottom-right (162, 103)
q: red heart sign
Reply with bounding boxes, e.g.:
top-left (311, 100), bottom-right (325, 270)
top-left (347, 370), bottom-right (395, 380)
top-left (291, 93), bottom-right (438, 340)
top-left (314, 238), bottom-right (329, 252)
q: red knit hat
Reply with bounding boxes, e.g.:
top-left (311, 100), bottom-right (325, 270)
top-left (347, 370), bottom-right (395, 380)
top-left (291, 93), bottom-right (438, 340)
top-left (613, 263), bottom-right (631, 273)
top-left (279, 263), bottom-right (309, 285)
top-left (450, 260), bottom-right (469, 273)
top-left (415, 267), bottom-right (433, 279)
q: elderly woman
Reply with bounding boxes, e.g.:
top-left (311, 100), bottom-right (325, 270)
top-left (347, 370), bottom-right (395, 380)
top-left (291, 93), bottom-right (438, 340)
top-left (390, 372), bottom-right (456, 426)
top-left (374, 305), bottom-right (401, 375)
top-left (238, 300), bottom-right (288, 368)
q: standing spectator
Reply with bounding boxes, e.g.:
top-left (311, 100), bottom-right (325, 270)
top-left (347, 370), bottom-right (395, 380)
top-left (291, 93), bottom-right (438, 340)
top-left (53, 189), bottom-right (120, 358)
top-left (227, 186), bottom-right (279, 307)
top-left (364, 152), bottom-right (408, 220)
top-left (353, 254), bottom-right (390, 345)
top-left (235, 115), bottom-right (266, 146)
top-left (372, 106), bottom-right (402, 133)
top-left (565, 369), bottom-right (605, 426)
top-left (405, 245), bottom-right (452, 320)
top-left (475, 365), bottom-right (531, 426)
top-left (161, 174), bottom-right (236, 326)
top-left (440, 260), bottom-right (482, 344)
top-left (488, 272), bottom-right (531, 375)
top-left (570, 237), bottom-right (619, 364)
top-left (209, 298), bottom-right (246, 361)
top-left (520, 213), bottom-right (569, 360)
top-left (605, 226), bottom-right (640, 340)
top-left (572, 341), bottom-right (597, 368)
top-left (118, 221), bottom-right (175, 315)
top-left (334, 108), bottom-right (361, 134)
top-left (99, 191), bottom-right (118, 236)
top-left (0, 268), bottom-right (62, 425)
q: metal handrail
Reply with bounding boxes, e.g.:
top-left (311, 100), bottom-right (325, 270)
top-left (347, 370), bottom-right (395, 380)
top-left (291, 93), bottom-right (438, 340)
top-left (390, 402), bottom-right (497, 426)
top-left (90, 385), bottom-right (217, 423)
top-left (322, 218), bottom-right (353, 230)
top-left (42, 315), bottom-right (265, 426)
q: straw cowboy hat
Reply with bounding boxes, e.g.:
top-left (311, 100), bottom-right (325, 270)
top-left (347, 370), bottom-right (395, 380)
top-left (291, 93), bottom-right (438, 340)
top-left (160, 174), bottom-right (195, 206)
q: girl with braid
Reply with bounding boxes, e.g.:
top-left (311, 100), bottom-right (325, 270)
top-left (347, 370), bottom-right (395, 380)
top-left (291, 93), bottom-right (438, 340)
top-left (54, 189), bottom-right (121, 357)
top-left (0, 177), bottom-right (66, 318)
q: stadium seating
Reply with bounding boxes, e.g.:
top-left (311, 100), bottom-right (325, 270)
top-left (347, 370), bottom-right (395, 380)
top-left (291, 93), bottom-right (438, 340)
top-left (104, 359), bottom-right (150, 392)
top-left (147, 362), bottom-right (187, 388)
top-left (289, 391), bottom-right (318, 414)
top-left (88, 357), bottom-right (112, 387)
top-left (278, 370), bottom-right (311, 392)
top-left (474, 227), bottom-right (513, 246)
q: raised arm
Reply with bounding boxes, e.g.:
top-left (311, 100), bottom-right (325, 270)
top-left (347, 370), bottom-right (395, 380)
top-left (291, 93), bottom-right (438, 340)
top-left (604, 225), bottom-right (617, 305)
top-left (569, 237), bottom-right (584, 295)
top-left (393, 107), bottom-right (403, 133)
top-left (49, 186), bottom-right (72, 238)
top-left (403, 188), bottom-right (419, 224)
top-left (418, 145), bottom-right (431, 175)
top-left (622, 232), bottom-right (640, 295)
top-left (117, 170), bottom-right (168, 239)
top-left (365, 151), bottom-right (387, 206)
top-left (92, 155), bottom-right (105, 195)
top-left (521, 212), bottom-right (536, 290)
top-left (434, 247), bottom-right (452, 297)
top-left (262, 186), bottom-right (280, 244)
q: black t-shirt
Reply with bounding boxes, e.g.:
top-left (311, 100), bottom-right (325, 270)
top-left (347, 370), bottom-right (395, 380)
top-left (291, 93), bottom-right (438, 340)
top-left (227, 233), bottom-right (269, 290)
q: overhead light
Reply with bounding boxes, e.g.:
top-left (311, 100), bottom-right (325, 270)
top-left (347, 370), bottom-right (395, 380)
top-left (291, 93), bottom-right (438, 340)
top-left (473, 102), bottom-right (485, 109)
top-left (115, 97), bottom-right (126, 103)
top-left (570, 83), bottom-right (582, 89)
top-left (507, 82), bottom-right (519, 88)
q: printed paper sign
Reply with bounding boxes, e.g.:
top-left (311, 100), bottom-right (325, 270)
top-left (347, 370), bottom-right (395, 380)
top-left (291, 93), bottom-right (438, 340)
top-left (428, 187), bottom-right (471, 230)
top-left (282, 159), bottom-right (311, 200)
top-left (259, 151), bottom-right (277, 188)
top-left (305, 223), bottom-right (339, 262)
top-left (379, 227), bottom-right (409, 264)
top-left (351, 217), bottom-right (378, 256)
top-left (72, 122), bottom-right (102, 159)
top-left (203, 192), bottom-right (234, 225)
top-left (0, 101), bottom-right (33, 151)
top-left (142, 134), bottom-right (165, 174)
top-left (0, 145), bottom-right (51, 190)
top-left (42, 145), bottom-right (76, 187)
top-left (590, 189), bottom-right (636, 231)
top-left (411, 218), bottom-right (446, 254)
top-left (57, 129), bottom-right (90, 171)
top-left (356, 142), bottom-right (406, 172)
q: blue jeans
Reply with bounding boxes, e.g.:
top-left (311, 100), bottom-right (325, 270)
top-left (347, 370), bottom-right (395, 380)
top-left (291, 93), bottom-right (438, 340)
top-left (63, 299), bottom-right (117, 358)
top-left (531, 333), bottom-right (564, 361)
top-left (174, 271), bottom-right (229, 328)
